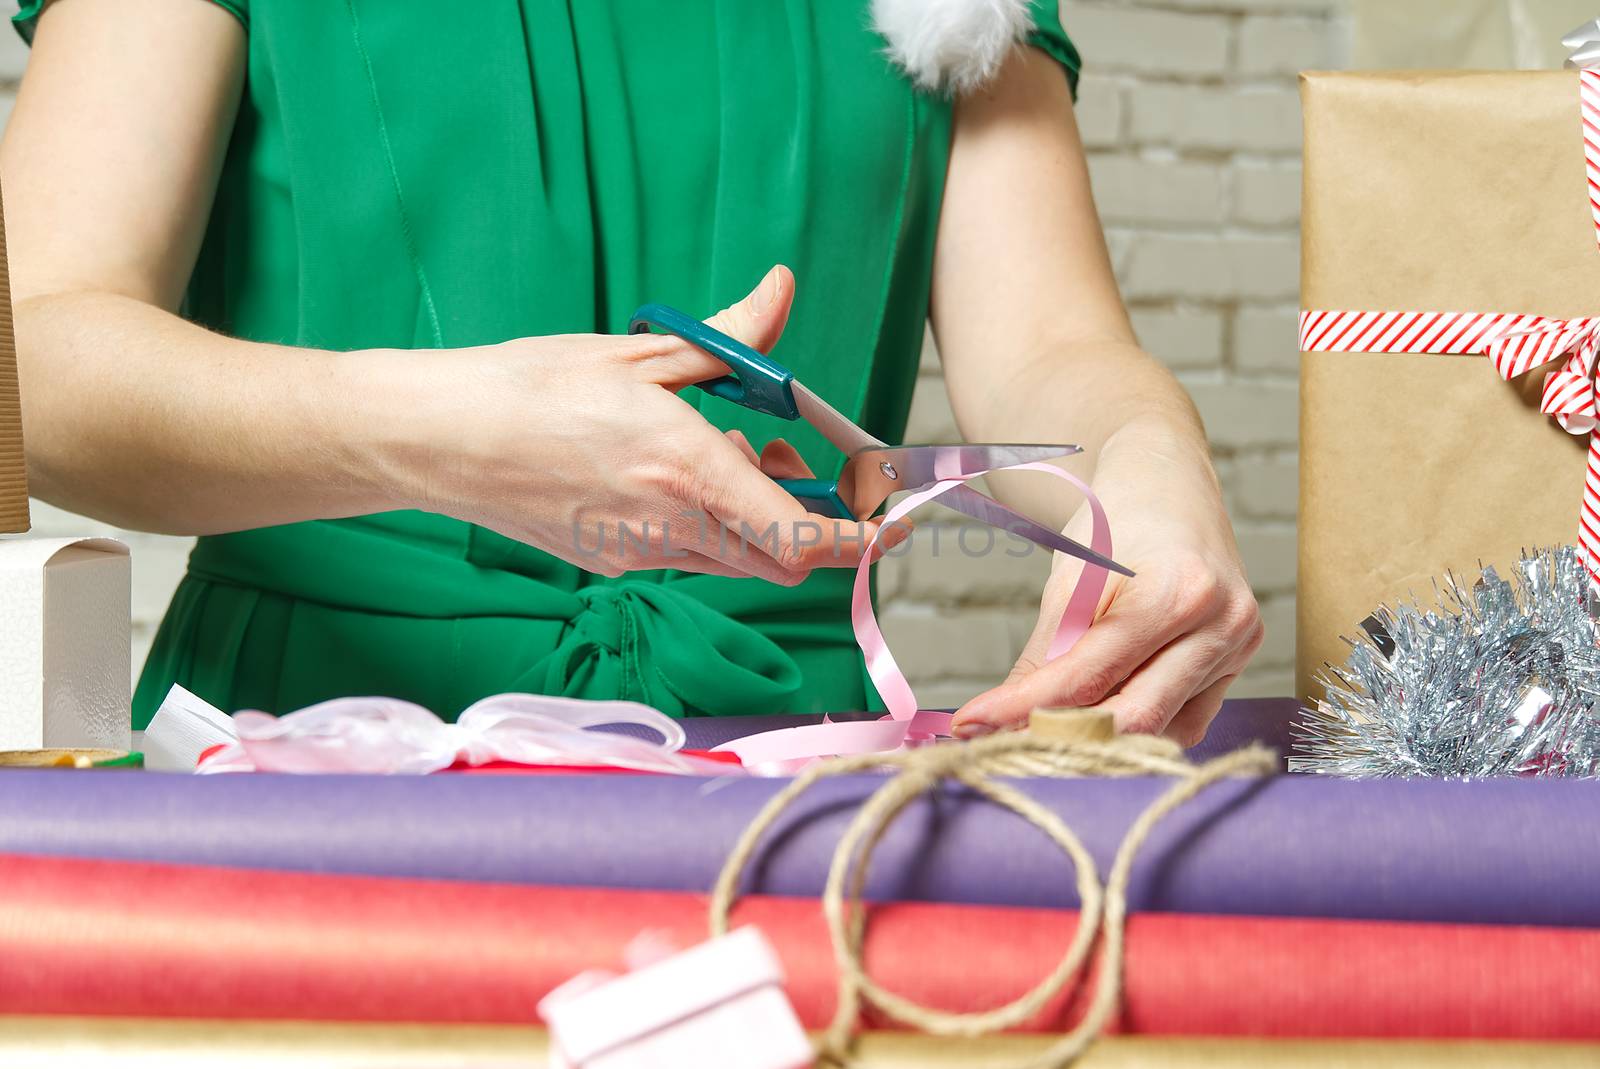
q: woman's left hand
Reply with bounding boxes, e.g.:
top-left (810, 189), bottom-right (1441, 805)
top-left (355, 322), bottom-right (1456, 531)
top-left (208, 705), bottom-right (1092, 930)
top-left (950, 430), bottom-right (1265, 746)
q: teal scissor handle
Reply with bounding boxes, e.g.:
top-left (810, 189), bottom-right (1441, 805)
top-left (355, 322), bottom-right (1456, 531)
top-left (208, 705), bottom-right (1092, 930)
top-left (628, 303), bottom-right (858, 519)
top-left (628, 303), bottom-right (800, 420)
top-left (774, 478), bottom-right (855, 520)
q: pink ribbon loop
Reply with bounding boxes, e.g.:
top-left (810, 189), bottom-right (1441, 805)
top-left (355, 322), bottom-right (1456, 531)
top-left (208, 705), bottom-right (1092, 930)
top-left (714, 462), bottom-right (1116, 769)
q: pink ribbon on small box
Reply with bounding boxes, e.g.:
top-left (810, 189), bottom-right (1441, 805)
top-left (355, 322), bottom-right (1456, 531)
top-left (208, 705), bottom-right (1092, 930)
top-left (538, 927), bottom-right (811, 1069)
top-left (1300, 69), bottom-right (1600, 591)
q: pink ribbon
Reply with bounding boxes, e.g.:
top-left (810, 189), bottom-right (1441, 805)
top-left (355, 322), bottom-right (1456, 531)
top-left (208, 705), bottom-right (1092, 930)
top-left (712, 462), bottom-right (1114, 769)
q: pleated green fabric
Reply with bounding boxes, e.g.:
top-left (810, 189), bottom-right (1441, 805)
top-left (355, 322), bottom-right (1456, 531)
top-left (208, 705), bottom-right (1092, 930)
top-left (16, 1), bottom-right (1078, 727)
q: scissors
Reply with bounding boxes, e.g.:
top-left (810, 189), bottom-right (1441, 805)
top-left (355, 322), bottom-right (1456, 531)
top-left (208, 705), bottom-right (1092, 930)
top-left (629, 304), bottom-right (1133, 577)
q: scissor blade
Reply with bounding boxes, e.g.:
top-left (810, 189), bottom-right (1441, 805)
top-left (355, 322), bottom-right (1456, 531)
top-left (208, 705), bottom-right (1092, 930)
top-left (791, 381), bottom-right (884, 456)
top-left (859, 443), bottom-right (1082, 489)
top-left (936, 484), bottom-right (1134, 577)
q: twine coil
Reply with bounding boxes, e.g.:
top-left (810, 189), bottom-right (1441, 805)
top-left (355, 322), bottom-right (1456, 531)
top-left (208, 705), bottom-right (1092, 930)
top-left (709, 729), bottom-right (1277, 1069)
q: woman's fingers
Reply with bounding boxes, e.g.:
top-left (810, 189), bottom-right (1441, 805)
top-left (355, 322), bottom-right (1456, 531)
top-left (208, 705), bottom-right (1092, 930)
top-left (1088, 631), bottom-right (1245, 736)
top-left (724, 433), bottom-right (896, 577)
top-left (1067, 555), bottom-right (1252, 703)
top-left (724, 429), bottom-right (761, 465)
top-left (950, 550), bottom-right (1262, 738)
top-left (693, 425), bottom-right (877, 583)
top-left (693, 425), bottom-right (884, 579)
top-left (654, 544), bottom-right (812, 582)
top-left (738, 435), bottom-right (916, 570)
top-left (671, 513), bottom-right (906, 583)
top-left (953, 621), bottom-right (1245, 740)
top-left (728, 432), bottom-right (815, 481)
top-left (632, 265), bottom-right (796, 389)
top-left (951, 589), bottom-right (1178, 735)
top-left (1020, 573), bottom-right (1167, 689)
top-left (757, 437), bottom-right (814, 480)
top-left (648, 547), bottom-right (756, 580)
top-left (1161, 675), bottom-right (1236, 749)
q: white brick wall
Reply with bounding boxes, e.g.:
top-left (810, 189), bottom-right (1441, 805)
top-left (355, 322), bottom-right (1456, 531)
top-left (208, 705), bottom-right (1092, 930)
top-left (0, 0), bottom-right (1346, 705)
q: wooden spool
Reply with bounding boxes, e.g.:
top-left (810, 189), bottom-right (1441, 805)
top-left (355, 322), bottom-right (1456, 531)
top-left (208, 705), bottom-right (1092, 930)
top-left (1027, 707), bottom-right (1115, 745)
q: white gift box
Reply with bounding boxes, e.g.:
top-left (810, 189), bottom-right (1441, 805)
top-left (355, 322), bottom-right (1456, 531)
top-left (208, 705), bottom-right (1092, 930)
top-left (0, 536), bottom-right (131, 750)
top-left (540, 926), bottom-right (812, 1069)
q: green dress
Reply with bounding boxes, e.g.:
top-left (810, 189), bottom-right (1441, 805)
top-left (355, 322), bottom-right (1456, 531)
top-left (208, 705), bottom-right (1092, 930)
top-left (17, 1), bottom-right (1079, 728)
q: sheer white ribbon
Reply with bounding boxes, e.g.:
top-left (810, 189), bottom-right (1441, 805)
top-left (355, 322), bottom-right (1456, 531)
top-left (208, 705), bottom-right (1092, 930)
top-left (196, 693), bottom-right (737, 776)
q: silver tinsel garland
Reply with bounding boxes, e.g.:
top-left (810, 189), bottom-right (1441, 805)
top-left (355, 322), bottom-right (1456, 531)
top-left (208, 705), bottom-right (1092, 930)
top-left (1290, 546), bottom-right (1600, 778)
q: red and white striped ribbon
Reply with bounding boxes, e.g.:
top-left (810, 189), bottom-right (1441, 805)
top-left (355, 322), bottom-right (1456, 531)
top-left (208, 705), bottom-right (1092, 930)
top-left (1584, 69), bottom-right (1600, 237)
top-left (1299, 70), bottom-right (1600, 591)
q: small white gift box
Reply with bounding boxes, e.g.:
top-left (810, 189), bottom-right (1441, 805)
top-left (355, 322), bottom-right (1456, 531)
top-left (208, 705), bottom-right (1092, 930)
top-left (540, 926), bottom-right (812, 1069)
top-left (0, 536), bottom-right (131, 750)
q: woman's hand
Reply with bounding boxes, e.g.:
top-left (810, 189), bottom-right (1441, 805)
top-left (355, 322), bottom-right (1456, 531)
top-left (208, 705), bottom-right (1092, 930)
top-left (386, 265), bottom-right (887, 583)
top-left (950, 424), bottom-right (1264, 744)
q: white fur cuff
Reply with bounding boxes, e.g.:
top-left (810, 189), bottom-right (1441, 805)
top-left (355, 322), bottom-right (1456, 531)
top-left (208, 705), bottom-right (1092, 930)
top-left (872, 0), bottom-right (1037, 94)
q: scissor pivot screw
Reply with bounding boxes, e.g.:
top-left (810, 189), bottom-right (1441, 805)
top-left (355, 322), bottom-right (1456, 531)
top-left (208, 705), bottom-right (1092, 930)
top-left (879, 461), bottom-right (898, 481)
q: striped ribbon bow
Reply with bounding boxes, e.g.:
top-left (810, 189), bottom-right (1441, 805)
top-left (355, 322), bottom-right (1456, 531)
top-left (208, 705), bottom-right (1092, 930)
top-left (1300, 70), bottom-right (1600, 591)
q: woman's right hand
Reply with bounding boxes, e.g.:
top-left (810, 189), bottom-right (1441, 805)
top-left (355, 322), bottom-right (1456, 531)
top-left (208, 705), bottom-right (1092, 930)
top-left (383, 265), bottom-right (887, 583)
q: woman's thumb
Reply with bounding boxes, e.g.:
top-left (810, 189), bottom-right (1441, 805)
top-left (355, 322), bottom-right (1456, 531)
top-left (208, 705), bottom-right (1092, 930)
top-left (636, 265), bottom-right (796, 388)
top-left (707, 264), bottom-right (794, 355)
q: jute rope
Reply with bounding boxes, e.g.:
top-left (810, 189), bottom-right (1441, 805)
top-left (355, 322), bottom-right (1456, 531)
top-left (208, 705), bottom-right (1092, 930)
top-left (709, 727), bottom-right (1277, 1069)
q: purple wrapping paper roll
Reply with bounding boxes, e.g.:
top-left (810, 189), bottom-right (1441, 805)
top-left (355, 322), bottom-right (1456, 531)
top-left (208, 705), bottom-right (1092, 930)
top-left (3, 699), bottom-right (1597, 926)
top-left (667, 697), bottom-right (1301, 760)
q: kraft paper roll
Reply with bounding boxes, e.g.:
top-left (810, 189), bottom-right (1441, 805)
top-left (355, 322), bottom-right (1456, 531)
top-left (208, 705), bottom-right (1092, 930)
top-left (0, 749), bottom-right (141, 769)
top-left (1, 852), bottom-right (1596, 1038)
top-left (0, 1017), bottom-right (543, 1068)
top-left (1, 1018), bottom-right (1596, 1069)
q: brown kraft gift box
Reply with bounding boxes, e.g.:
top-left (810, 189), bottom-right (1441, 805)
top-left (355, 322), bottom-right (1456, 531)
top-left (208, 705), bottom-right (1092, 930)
top-left (0, 184), bottom-right (27, 534)
top-left (1297, 71), bottom-right (1598, 700)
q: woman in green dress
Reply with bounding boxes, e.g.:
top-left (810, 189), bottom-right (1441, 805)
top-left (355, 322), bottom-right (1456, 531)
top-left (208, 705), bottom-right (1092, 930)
top-left (2, 0), bottom-right (1263, 745)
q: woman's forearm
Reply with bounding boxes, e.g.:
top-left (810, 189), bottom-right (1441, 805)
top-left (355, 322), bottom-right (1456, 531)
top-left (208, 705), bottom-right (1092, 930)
top-left (958, 334), bottom-right (1218, 532)
top-left (17, 290), bottom-right (408, 534)
top-left (930, 44), bottom-right (1224, 531)
top-left (15, 272), bottom-right (888, 583)
top-left (0, 1), bottom-right (398, 534)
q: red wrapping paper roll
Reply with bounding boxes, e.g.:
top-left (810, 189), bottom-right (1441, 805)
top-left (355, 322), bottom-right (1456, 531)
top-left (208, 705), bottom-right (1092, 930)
top-left (0, 852), bottom-right (1596, 1039)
